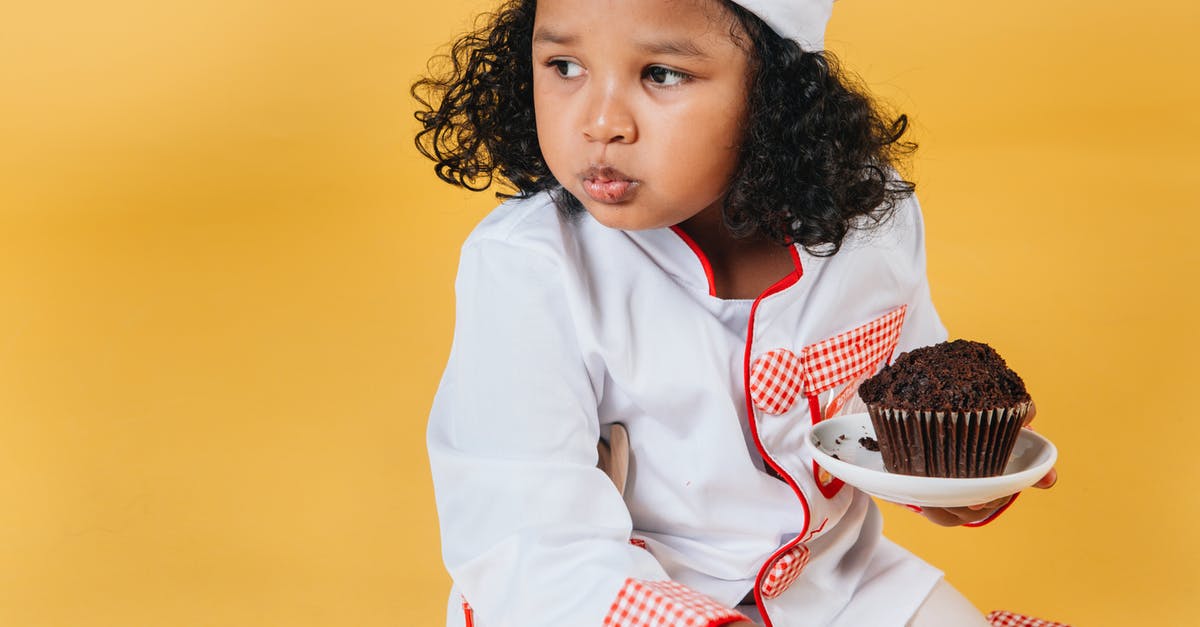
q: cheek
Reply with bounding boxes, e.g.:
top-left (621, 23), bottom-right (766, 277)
top-left (653, 103), bottom-right (744, 186)
top-left (533, 90), bottom-right (568, 173)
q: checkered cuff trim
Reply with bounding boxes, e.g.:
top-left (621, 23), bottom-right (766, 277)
top-left (986, 610), bottom-right (1072, 627)
top-left (801, 305), bottom-right (906, 395)
top-left (760, 543), bottom-right (810, 599)
top-left (748, 307), bottom-right (908, 416)
top-left (604, 578), bottom-right (750, 627)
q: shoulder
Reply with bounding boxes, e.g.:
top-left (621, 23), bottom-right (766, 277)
top-left (454, 191), bottom-right (587, 284)
top-left (455, 192), bottom-right (598, 278)
top-left (463, 192), bottom-right (578, 255)
top-left (807, 191), bottom-right (930, 294)
top-left (833, 191), bottom-right (929, 269)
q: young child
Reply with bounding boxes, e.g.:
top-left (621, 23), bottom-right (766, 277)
top-left (416, 1), bottom-right (1055, 625)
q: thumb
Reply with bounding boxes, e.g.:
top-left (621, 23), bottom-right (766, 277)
top-left (1034, 467), bottom-right (1058, 489)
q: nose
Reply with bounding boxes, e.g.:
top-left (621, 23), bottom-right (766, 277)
top-left (582, 89), bottom-right (637, 144)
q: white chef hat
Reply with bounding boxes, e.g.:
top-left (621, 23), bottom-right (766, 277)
top-left (730, 0), bottom-right (835, 51)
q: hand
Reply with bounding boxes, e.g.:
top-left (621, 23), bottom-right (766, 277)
top-left (919, 401), bottom-right (1057, 527)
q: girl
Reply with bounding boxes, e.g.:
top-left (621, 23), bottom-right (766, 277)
top-left (415, 1), bottom-right (1055, 625)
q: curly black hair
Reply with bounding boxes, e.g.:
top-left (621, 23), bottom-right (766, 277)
top-left (412, 0), bottom-right (917, 256)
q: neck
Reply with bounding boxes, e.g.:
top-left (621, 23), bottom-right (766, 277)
top-left (675, 204), bottom-right (771, 262)
top-left (674, 204), bottom-right (798, 300)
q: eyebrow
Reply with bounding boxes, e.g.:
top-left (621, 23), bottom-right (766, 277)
top-left (635, 38), bottom-right (711, 60)
top-left (532, 28), bottom-right (711, 60)
top-left (532, 28), bottom-right (576, 46)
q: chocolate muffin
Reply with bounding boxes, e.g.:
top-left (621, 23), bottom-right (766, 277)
top-left (858, 340), bottom-right (1032, 478)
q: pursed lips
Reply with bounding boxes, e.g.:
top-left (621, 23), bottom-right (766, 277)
top-left (580, 165), bottom-right (639, 203)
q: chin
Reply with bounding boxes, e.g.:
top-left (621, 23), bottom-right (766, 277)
top-left (582, 206), bottom-right (660, 232)
top-left (576, 199), bottom-right (666, 232)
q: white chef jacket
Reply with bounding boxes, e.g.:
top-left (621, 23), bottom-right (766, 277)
top-left (428, 189), bottom-right (953, 627)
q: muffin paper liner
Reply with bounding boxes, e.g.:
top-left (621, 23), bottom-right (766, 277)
top-left (865, 402), bottom-right (1031, 478)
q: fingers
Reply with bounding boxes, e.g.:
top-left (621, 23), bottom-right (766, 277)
top-left (921, 504), bottom-right (995, 527)
top-left (966, 496), bottom-right (1011, 511)
top-left (919, 507), bottom-right (972, 527)
top-left (1034, 467), bottom-right (1058, 489)
top-left (921, 496), bottom-right (1009, 525)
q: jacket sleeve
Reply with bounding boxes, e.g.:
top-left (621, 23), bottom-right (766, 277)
top-left (428, 237), bottom-right (749, 627)
top-left (892, 193), bottom-right (949, 355)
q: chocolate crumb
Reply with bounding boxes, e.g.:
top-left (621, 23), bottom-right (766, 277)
top-left (859, 436), bottom-right (879, 452)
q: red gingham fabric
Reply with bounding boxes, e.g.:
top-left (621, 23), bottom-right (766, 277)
top-left (604, 578), bottom-right (750, 627)
top-left (986, 610), bottom-right (1072, 627)
top-left (759, 543), bottom-right (810, 599)
top-left (748, 307), bottom-right (907, 416)
top-left (749, 348), bottom-right (805, 414)
top-left (799, 305), bottom-right (906, 396)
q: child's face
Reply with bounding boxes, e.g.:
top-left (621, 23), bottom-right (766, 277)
top-left (532, 0), bottom-right (750, 232)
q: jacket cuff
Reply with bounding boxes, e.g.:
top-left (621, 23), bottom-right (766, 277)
top-left (605, 578), bottom-right (750, 626)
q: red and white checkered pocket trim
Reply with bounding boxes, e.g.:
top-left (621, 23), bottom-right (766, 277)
top-left (800, 305), bottom-right (906, 396)
top-left (604, 578), bottom-right (750, 627)
top-left (986, 610), bottom-right (1072, 627)
top-left (759, 543), bottom-right (810, 600)
top-left (749, 348), bottom-right (804, 415)
top-left (748, 307), bottom-right (907, 417)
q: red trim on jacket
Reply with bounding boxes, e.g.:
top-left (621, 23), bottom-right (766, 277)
top-left (462, 597), bottom-right (474, 627)
top-left (739, 244), bottom-right (806, 627)
top-left (809, 394), bottom-right (846, 499)
top-left (668, 225), bottom-right (717, 297)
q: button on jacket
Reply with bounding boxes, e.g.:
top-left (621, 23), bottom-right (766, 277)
top-left (429, 190), bottom-right (952, 626)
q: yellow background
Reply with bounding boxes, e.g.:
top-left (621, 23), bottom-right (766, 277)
top-left (1, 1), bottom-right (1196, 625)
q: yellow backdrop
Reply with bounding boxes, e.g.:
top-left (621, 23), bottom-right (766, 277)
top-left (1, 1), bottom-right (1196, 625)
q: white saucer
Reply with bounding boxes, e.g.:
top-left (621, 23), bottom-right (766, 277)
top-left (803, 412), bottom-right (1057, 508)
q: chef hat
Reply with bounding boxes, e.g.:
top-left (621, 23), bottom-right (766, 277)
top-left (730, 0), bottom-right (835, 51)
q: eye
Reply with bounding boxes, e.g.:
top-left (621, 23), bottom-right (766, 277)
top-left (548, 59), bottom-right (584, 78)
top-left (644, 65), bottom-right (690, 87)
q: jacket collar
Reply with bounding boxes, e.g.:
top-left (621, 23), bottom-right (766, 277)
top-left (605, 217), bottom-right (804, 301)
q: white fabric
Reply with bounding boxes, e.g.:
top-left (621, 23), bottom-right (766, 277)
top-left (429, 189), bottom-right (948, 626)
top-left (732, 0), bottom-right (835, 51)
top-left (739, 538), bottom-right (948, 627)
top-left (907, 579), bottom-right (991, 627)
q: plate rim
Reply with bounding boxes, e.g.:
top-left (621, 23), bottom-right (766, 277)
top-left (803, 412), bottom-right (1058, 507)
